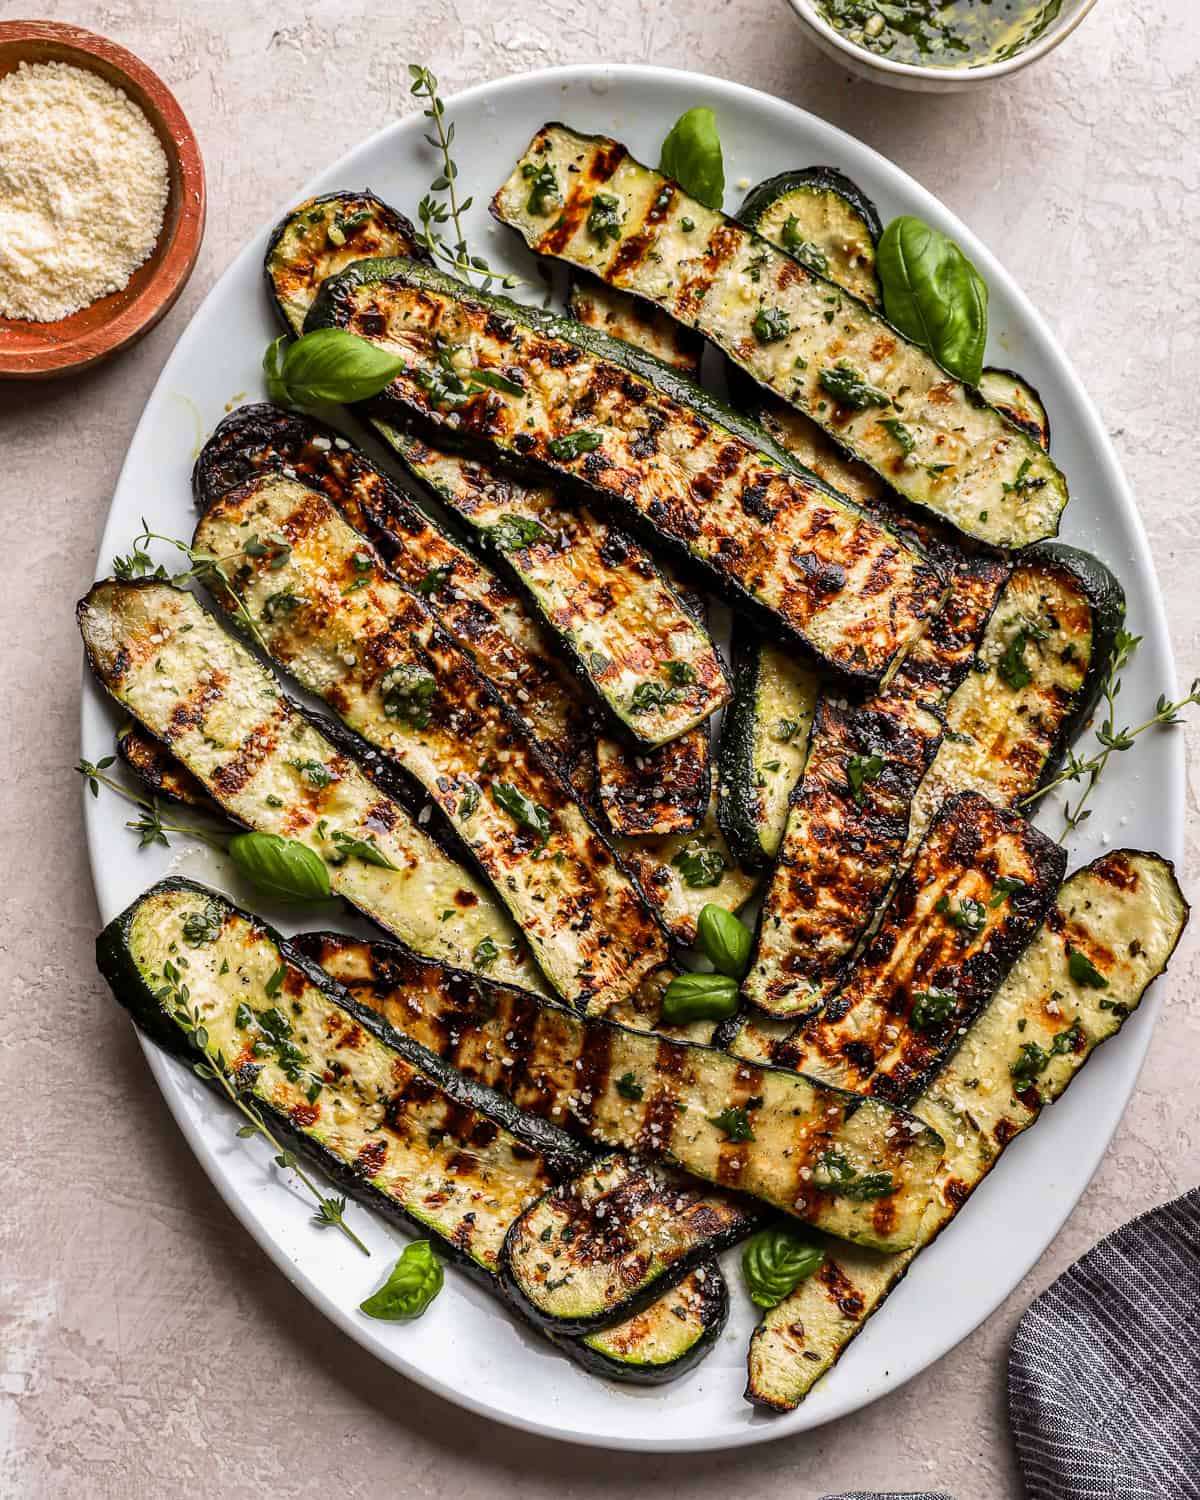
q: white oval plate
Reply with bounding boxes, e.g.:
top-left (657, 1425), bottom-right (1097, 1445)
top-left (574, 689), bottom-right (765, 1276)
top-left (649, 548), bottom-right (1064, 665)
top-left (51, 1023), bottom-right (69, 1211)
top-left (81, 64), bottom-right (1183, 1451)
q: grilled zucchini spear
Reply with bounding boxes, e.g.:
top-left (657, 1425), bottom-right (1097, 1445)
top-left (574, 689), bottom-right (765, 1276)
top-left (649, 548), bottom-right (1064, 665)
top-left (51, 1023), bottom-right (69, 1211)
top-left (493, 124), bottom-right (1068, 549)
top-left (306, 257), bottom-right (945, 681)
top-left (284, 931), bottom-right (944, 1250)
top-left (264, 194), bottom-right (727, 753)
top-left (193, 473), bottom-right (669, 1013)
top-left (97, 879), bottom-right (725, 1384)
top-left (79, 580), bottom-right (542, 992)
top-left (746, 849), bottom-right (1188, 1410)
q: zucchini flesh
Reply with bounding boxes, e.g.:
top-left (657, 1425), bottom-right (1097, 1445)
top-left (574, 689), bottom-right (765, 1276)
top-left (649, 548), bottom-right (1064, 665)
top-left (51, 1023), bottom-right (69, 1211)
top-left (764, 791), bottom-right (1067, 1101)
top-left (716, 625), bottom-right (822, 869)
top-left (370, 420), bottom-right (729, 749)
top-left (194, 474), bottom-right (669, 1013)
top-left (572, 1264), bottom-right (727, 1381)
top-left (117, 721), bottom-right (215, 811)
top-left (264, 190), bottom-right (429, 336)
top-left (596, 725), bottom-right (709, 836)
top-left (308, 257), bottom-right (945, 682)
top-left (502, 1154), bottom-right (760, 1334)
top-left (616, 796), bottom-right (760, 946)
top-left (979, 366), bottom-right (1051, 450)
top-left (901, 544), bottom-right (1125, 868)
top-left (193, 403), bottom-right (597, 796)
top-left (79, 580), bottom-right (542, 991)
top-left (493, 125), bottom-right (1068, 549)
top-left (97, 880), bottom-right (720, 1386)
top-left (744, 545), bottom-right (1011, 1017)
top-left (738, 167), bottom-right (882, 307)
top-left (569, 273), bottom-right (704, 373)
top-left (746, 850), bottom-right (1189, 1410)
top-left (250, 933), bottom-right (945, 1250)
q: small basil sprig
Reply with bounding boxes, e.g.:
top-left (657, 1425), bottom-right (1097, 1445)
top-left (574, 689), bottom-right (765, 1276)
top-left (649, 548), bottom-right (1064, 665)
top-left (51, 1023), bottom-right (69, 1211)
top-left (659, 107), bottom-right (724, 211)
top-left (661, 972), bottom-right (738, 1024)
top-left (228, 832), bottom-right (332, 903)
top-left (696, 904), bottom-right (753, 979)
top-left (359, 1240), bottom-right (443, 1321)
top-left (263, 329), bottom-right (407, 408)
top-left (876, 216), bottom-right (988, 386)
top-left (742, 1225), bottom-right (825, 1309)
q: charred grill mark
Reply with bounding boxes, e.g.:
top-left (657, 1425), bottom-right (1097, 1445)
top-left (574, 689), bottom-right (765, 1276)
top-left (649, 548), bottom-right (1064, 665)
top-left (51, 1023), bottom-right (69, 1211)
top-left (355, 1138), bottom-right (388, 1178)
top-left (571, 1024), bottom-right (613, 1130)
top-left (209, 707), bottom-right (288, 796)
top-left (819, 1258), bottom-right (866, 1318)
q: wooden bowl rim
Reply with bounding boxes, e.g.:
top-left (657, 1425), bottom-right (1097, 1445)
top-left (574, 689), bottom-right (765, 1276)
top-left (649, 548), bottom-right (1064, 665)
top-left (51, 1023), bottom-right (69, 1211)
top-left (0, 20), bottom-right (206, 378)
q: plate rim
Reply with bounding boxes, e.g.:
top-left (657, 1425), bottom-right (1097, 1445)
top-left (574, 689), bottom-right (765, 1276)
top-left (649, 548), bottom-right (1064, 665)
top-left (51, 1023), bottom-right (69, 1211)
top-left (81, 61), bottom-right (1184, 1452)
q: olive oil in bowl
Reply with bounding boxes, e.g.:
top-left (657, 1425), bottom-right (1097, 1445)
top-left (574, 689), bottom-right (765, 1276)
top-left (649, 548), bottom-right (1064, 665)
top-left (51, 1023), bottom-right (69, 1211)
top-left (814, 0), bottom-right (1065, 68)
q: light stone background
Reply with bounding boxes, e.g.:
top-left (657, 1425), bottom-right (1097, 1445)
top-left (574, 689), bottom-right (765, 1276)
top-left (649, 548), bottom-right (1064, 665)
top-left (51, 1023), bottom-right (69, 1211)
top-left (1, 1), bottom-right (1197, 1494)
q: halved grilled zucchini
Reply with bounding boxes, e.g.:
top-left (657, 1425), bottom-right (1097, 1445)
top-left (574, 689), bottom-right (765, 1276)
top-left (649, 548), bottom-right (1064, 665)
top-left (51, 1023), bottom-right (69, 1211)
top-left (492, 124), bottom-right (1068, 549)
top-left (279, 930), bottom-right (944, 1249)
top-left (193, 474), bottom-right (668, 1013)
top-left (716, 625), bottom-right (822, 869)
top-left (193, 403), bottom-right (597, 795)
top-left (370, 420), bottom-right (728, 749)
top-left (901, 544), bottom-right (1126, 866)
top-left (308, 257), bottom-right (945, 682)
top-left (738, 167), bottom-right (882, 307)
top-left (979, 366), bottom-right (1051, 450)
top-left (746, 849), bottom-right (1189, 1410)
top-left (265, 191), bottom-right (429, 336)
top-left (569, 273), bottom-right (704, 373)
top-left (743, 545), bottom-right (1011, 1017)
top-left (97, 878), bottom-right (722, 1385)
top-left (79, 580), bottom-right (543, 991)
top-left (502, 1154), bottom-right (761, 1334)
top-left (765, 791), bottom-right (1067, 1101)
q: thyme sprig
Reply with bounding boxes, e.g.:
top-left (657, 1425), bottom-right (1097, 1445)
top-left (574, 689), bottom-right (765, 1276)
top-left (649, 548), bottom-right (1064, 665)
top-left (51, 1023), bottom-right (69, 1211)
top-left (113, 519), bottom-right (274, 654)
top-left (1020, 629), bottom-right (1200, 838)
top-left (76, 758), bottom-right (229, 852)
top-left (160, 963), bottom-right (369, 1255)
top-left (407, 63), bottom-right (519, 292)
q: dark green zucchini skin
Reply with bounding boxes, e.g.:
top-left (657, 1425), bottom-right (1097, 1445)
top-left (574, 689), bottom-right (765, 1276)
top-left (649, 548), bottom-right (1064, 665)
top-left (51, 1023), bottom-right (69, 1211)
top-left (559, 1263), bottom-right (728, 1383)
top-left (738, 167), bottom-right (883, 244)
top-left (306, 256), bottom-right (945, 682)
top-left (979, 365), bottom-right (1051, 450)
top-left (1026, 542), bottom-right (1125, 789)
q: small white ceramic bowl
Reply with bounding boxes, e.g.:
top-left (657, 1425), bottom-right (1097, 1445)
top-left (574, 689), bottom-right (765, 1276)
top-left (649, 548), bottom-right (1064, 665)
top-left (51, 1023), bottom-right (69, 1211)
top-left (788, 0), bottom-right (1102, 92)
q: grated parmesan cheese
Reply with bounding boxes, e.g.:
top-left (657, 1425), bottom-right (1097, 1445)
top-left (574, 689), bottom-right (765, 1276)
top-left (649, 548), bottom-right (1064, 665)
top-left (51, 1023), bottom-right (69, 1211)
top-left (0, 61), bottom-right (169, 322)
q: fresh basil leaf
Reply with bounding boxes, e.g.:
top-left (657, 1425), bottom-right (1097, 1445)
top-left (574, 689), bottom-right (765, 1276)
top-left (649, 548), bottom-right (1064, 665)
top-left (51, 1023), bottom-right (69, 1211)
top-left (228, 832), bottom-right (332, 903)
top-left (359, 1240), bottom-right (443, 1321)
top-left (877, 215), bottom-right (989, 386)
top-left (272, 328), bottom-right (407, 407)
top-left (696, 904), bottom-right (753, 979)
top-left (492, 782), bottom-right (552, 852)
top-left (659, 106), bottom-right (724, 211)
top-left (742, 1225), bottom-right (825, 1309)
top-left (661, 972), bottom-right (739, 1024)
top-left (262, 334), bottom-right (290, 405)
top-left (328, 829), bottom-right (398, 870)
top-left (1068, 947), bottom-right (1109, 989)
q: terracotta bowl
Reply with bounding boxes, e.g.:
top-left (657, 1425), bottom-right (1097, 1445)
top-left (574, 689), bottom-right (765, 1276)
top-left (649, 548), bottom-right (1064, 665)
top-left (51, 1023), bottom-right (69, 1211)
top-left (0, 21), bottom-right (205, 379)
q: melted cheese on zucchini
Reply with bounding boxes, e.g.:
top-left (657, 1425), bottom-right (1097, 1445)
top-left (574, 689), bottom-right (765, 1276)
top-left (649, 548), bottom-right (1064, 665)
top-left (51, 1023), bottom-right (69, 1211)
top-left (193, 475), bottom-right (668, 1013)
top-left (80, 581), bottom-right (538, 989)
top-left (494, 124), bottom-right (1068, 549)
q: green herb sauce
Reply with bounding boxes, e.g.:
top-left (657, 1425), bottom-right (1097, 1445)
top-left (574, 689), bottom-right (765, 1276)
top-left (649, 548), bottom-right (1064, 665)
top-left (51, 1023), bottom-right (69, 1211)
top-left (816, 0), bottom-right (1064, 69)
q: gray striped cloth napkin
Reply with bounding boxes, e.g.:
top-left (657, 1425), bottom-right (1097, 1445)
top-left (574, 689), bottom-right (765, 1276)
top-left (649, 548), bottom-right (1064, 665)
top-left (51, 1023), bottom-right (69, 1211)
top-left (822, 1187), bottom-right (1200, 1500)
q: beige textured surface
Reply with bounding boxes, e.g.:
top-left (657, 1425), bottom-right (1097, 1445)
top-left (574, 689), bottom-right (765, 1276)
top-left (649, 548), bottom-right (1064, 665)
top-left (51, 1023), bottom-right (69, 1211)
top-left (1, 0), bottom-right (1197, 1493)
